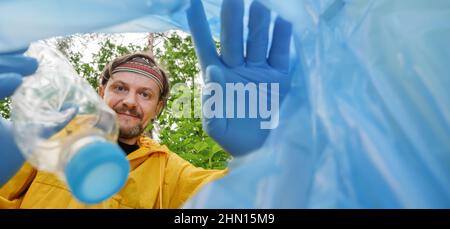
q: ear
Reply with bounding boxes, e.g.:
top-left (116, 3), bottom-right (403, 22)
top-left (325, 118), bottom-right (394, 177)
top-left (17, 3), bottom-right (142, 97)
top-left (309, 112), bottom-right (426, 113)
top-left (98, 85), bottom-right (105, 98)
top-left (155, 100), bottom-right (164, 118)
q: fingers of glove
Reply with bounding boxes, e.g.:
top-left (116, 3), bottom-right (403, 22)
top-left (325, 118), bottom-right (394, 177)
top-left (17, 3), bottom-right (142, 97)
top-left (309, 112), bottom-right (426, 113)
top-left (187, 0), bottom-right (220, 72)
top-left (246, 1), bottom-right (271, 64)
top-left (0, 46), bottom-right (29, 55)
top-left (0, 55), bottom-right (38, 76)
top-left (220, 0), bottom-right (245, 67)
top-left (0, 73), bottom-right (23, 99)
top-left (268, 17), bottom-right (293, 72)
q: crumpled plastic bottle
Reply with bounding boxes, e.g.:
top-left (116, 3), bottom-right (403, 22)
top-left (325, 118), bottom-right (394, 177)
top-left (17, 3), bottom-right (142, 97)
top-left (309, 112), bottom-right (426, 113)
top-left (10, 42), bottom-right (130, 204)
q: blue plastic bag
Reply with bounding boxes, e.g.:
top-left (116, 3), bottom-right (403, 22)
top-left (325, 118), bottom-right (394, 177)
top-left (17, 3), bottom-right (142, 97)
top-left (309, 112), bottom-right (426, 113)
top-left (1, 0), bottom-right (449, 208)
top-left (184, 0), bottom-right (450, 208)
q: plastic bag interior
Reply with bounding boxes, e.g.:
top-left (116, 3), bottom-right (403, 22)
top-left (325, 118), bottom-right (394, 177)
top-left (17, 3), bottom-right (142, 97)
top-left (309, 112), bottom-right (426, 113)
top-left (1, 0), bottom-right (449, 208)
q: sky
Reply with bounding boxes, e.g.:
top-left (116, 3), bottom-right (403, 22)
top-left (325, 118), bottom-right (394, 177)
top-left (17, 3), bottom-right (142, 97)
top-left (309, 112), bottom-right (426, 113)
top-left (45, 32), bottom-right (160, 63)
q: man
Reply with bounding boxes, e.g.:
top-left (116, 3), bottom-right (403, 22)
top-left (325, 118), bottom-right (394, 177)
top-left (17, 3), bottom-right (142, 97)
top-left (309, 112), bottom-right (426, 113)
top-left (0, 52), bottom-right (227, 209)
top-left (0, 0), bottom-right (292, 209)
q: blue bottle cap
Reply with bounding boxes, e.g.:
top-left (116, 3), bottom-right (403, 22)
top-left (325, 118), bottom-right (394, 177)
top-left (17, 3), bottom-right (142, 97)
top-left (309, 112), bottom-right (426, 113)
top-left (65, 141), bottom-right (130, 204)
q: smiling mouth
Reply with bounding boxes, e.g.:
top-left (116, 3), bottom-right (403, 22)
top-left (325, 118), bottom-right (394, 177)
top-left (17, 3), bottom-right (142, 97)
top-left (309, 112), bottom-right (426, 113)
top-left (118, 113), bottom-right (140, 120)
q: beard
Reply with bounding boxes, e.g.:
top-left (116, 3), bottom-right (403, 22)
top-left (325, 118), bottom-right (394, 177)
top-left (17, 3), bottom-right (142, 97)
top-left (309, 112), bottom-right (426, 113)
top-left (119, 124), bottom-right (143, 139)
top-left (113, 103), bottom-right (144, 139)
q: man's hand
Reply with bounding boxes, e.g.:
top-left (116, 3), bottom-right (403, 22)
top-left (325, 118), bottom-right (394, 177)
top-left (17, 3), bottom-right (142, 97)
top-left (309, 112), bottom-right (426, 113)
top-left (187, 0), bottom-right (292, 156)
top-left (0, 47), bottom-right (38, 186)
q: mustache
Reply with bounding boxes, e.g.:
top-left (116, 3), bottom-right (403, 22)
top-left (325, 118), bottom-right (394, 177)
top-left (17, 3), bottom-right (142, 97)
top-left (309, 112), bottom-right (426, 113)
top-left (114, 104), bottom-right (143, 119)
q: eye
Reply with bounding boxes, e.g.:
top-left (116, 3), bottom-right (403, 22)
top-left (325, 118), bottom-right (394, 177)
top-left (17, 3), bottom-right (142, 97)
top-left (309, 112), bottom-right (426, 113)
top-left (139, 91), bottom-right (151, 99)
top-left (113, 85), bottom-right (127, 93)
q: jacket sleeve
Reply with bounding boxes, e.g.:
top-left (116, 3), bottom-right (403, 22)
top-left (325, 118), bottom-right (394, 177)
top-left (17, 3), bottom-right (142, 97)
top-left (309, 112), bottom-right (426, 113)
top-left (0, 163), bottom-right (37, 209)
top-left (162, 152), bottom-right (228, 209)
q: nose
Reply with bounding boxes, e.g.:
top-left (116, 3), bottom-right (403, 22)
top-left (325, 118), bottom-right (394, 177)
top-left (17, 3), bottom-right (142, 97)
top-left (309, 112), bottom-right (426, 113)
top-left (122, 90), bottom-right (138, 109)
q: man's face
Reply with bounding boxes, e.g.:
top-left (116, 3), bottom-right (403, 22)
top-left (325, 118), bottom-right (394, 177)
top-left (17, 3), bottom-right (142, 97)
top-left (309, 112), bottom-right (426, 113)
top-left (100, 72), bottom-right (163, 140)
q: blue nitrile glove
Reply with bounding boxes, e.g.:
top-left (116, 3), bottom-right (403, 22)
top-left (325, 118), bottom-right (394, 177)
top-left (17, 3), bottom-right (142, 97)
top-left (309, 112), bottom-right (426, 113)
top-left (0, 48), bottom-right (37, 98)
top-left (0, 47), bottom-right (38, 186)
top-left (187, 0), bottom-right (293, 156)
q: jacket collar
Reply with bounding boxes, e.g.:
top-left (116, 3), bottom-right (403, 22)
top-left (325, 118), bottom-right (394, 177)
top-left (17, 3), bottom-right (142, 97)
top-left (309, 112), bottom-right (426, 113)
top-left (126, 135), bottom-right (170, 161)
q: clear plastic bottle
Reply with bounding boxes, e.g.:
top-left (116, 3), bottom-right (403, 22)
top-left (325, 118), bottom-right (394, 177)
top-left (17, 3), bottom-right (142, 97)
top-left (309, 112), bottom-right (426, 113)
top-left (10, 42), bottom-right (130, 204)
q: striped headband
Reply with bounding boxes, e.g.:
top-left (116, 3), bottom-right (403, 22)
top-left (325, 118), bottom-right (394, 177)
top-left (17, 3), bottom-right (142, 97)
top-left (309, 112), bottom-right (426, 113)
top-left (112, 61), bottom-right (164, 93)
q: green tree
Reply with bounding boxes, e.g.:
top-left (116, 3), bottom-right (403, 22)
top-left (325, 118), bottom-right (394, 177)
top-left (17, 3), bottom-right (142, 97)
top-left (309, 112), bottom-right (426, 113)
top-left (69, 39), bottom-right (143, 89)
top-left (156, 33), bottom-right (231, 169)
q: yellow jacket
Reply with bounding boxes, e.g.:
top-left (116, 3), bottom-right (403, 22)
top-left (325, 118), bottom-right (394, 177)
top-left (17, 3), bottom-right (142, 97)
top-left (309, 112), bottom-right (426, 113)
top-left (0, 136), bottom-right (227, 209)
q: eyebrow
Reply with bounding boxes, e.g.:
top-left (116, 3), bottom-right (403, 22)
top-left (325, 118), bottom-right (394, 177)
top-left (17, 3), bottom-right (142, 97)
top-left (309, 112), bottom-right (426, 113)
top-left (110, 80), bottom-right (156, 94)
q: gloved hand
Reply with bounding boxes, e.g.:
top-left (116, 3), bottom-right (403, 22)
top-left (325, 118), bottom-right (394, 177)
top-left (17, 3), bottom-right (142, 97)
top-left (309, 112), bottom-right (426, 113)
top-left (187, 0), bottom-right (293, 156)
top-left (0, 47), bottom-right (38, 186)
top-left (0, 48), bottom-right (37, 98)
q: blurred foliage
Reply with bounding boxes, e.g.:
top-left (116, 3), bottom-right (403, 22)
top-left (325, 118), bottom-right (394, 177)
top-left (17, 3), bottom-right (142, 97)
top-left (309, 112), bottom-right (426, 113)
top-left (0, 98), bottom-right (10, 119)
